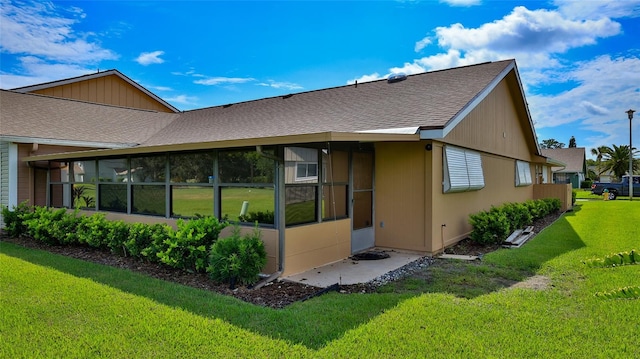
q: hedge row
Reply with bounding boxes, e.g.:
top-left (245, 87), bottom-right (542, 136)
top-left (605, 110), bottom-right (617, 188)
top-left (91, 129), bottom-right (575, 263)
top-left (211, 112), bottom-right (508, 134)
top-left (1, 203), bottom-right (266, 286)
top-left (468, 198), bottom-right (561, 245)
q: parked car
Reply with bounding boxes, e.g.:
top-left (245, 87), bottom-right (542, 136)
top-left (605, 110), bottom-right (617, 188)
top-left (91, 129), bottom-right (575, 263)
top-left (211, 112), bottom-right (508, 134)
top-left (591, 175), bottom-right (640, 200)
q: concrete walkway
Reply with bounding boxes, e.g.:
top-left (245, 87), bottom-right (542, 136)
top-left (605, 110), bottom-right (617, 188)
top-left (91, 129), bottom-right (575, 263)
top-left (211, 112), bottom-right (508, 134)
top-left (283, 249), bottom-right (424, 288)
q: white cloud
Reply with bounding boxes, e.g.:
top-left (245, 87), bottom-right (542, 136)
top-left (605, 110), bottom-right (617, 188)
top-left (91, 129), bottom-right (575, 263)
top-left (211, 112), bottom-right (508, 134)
top-left (439, 0), bottom-right (481, 7)
top-left (414, 37), bottom-right (432, 52)
top-left (347, 73), bottom-right (384, 85)
top-left (165, 94), bottom-right (198, 105)
top-left (0, 0), bottom-right (117, 63)
top-left (0, 56), bottom-right (95, 89)
top-left (393, 5), bottom-right (622, 79)
top-left (135, 51), bottom-right (165, 66)
top-left (528, 55), bottom-right (640, 137)
top-left (256, 80), bottom-right (303, 90)
top-left (194, 77), bottom-right (256, 86)
top-left (554, 0), bottom-right (640, 20)
top-left (148, 85), bottom-right (173, 92)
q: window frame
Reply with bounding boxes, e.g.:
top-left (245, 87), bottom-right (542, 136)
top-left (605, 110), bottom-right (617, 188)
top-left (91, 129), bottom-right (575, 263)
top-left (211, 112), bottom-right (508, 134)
top-left (515, 160), bottom-right (533, 187)
top-left (443, 145), bottom-right (485, 193)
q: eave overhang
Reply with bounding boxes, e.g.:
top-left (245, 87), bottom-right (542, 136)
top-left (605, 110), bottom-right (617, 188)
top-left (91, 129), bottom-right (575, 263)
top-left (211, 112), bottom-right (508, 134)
top-left (23, 131), bottom-right (420, 162)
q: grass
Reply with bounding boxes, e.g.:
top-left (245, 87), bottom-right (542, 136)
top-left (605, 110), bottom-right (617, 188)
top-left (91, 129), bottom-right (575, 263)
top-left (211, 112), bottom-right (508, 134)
top-left (2, 200), bottom-right (640, 357)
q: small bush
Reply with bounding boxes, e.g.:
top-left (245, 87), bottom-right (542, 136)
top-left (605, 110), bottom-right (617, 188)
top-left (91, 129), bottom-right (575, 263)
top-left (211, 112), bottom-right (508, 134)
top-left (469, 207), bottom-right (510, 245)
top-left (23, 207), bottom-right (69, 245)
top-left (580, 180), bottom-right (593, 189)
top-left (469, 198), bottom-right (562, 245)
top-left (106, 220), bottom-right (131, 255)
top-left (135, 223), bottom-right (173, 261)
top-left (156, 216), bottom-right (227, 272)
top-left (501, 202), bottom-right (532, 230)
top-left (1, 201), bottom-right (33, 237)
top-left (208, 225), bottom-right (267, 287)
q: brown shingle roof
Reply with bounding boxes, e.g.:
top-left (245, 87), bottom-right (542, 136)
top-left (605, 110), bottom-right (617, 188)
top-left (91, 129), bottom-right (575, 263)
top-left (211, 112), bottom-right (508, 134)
top-left (0, 90), bottom-right (178, 146)
top-left (142, 60), bottom-right (514, 146)
top-left (5, 60), bottom-right (517, 155)
top-left (541, 148), bottom-right (586, 173)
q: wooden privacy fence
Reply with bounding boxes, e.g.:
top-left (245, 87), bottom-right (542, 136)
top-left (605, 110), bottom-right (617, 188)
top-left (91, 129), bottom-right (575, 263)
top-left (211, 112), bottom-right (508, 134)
top-left (533, 183), bottom-right (573, 212)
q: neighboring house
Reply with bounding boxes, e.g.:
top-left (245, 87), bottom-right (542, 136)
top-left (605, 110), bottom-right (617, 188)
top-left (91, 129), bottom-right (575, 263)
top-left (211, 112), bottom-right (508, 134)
top-left (11, 69), bottom-right (179, 113)
top-left (1, 59), bottom-right (570, 277)
top-left (540, 148), bottom-right (587, 189)
top-left (587, 165), bottom-right (615, 182)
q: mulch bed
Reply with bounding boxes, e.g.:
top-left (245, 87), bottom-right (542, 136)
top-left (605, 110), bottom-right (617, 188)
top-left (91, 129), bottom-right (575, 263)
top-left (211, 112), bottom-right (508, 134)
top-left (0, 211), bottom-right (563, 309)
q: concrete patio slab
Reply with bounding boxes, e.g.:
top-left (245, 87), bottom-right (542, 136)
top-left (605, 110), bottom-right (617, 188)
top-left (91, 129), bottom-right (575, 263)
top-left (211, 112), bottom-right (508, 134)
top-left (283, 249), bottom-right (424, 288)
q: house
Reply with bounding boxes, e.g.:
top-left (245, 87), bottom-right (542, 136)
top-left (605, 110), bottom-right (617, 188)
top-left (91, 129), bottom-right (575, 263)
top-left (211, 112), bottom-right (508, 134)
top-left (540, 148), bottom-right (587, 188)
top-left (0, 59), bottom-right (571, 277)
top-left (587, 166), bottom-right (615, 182)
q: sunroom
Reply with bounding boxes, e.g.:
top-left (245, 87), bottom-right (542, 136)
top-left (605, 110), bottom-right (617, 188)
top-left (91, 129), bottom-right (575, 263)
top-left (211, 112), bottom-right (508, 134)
top-left (25, 132), bottom-right (418, 276)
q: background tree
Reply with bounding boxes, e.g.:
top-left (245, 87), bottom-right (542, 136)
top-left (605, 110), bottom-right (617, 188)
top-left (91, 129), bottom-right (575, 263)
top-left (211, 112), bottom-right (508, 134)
top-left (590, 146), bottom-right (611, 180)
top-left (569, 136), bottom-right (577, 148)
top-left (600, 144), bottom-right (639, 180)
top-left (539, 138), bottom-right (565, 149)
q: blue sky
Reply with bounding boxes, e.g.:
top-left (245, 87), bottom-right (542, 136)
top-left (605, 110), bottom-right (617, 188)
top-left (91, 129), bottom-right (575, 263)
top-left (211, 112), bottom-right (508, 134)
top-left (1, 0), bottom-right (639, 158)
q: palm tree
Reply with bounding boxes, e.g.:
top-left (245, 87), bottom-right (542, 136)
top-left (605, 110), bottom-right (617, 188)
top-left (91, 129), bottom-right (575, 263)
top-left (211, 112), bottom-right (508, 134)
top-left (600, 144), bottom-right (639, 180)
top-left (590, 145), bottom-right (611, 180)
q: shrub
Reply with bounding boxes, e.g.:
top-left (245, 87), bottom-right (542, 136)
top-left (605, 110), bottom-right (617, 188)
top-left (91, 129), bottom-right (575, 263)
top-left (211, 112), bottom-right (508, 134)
top-left (469, 198), bottom-right (562, 245)
top-left (135, 223), bottom-right (173, 261)
top-left (468, 207), bottom-right (510, 245)
top-left (1, 201), bottom-right (33, 237)
top-left (208, 225), bottom-right (267, 287)
top-left (106, 220), bottom-right (131, 255)
top-left (156, 216), bottom-right (227, 272)
top-left (23, 207), bottom-right (69, 245)
top-left (50, 209), bottom-right (81, 245)
top-left (501, 202), bottom-right (532, 230)
top-left (76, 213), bottom-right (111, 249)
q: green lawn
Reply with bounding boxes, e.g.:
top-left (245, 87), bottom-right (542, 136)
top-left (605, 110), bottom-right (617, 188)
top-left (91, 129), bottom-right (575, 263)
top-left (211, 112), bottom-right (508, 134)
top-left (2, 200), bottom-right (639, 357)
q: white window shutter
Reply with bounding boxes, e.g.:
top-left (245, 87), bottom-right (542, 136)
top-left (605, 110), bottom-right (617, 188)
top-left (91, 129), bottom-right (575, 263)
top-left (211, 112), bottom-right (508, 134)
top-left (443, 146), bottom-right (485, 193)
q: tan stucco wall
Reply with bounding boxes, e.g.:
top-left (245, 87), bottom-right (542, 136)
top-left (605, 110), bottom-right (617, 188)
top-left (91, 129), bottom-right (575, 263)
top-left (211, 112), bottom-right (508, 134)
top-left (445, 76), bottom-right (538, 162)
top-left (283, 219), bottom-right (350, 276)
top-left (428, 143), bottom-right (534, 253)
top-left (30, 74), bottom-right (174, 113)
top-left (374, 141), bottom-right (535, 255)
top-left (375, 141), bottom-right (429, 251)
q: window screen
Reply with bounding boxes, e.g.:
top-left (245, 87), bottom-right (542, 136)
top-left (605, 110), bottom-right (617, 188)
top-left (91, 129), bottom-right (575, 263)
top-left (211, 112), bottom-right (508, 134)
top-left (515, 160), bottom-right (532, 187)
top-left (443, 146), bottom-right (485, 193)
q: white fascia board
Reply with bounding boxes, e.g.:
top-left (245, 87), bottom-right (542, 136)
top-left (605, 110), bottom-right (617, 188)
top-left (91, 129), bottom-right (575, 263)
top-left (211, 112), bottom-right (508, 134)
top-left (357, 127), bottom-right (419, 135)
top-left (0, 135), bottom-right (136, 149)
top-left (420, 61), bottom-right (517, 140)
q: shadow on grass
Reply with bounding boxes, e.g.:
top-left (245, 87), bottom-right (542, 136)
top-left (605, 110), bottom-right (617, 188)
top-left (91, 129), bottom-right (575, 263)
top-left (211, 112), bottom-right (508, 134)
top-left (380, 209), bottom-right (586, 299)
top-left (0, 208), bottom-right (587, 348)
top-left (0, 241), bottom-right (407, 350)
